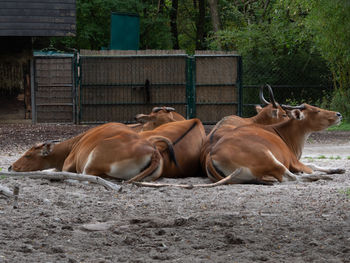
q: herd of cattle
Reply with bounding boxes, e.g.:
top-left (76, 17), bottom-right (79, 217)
top-left (9, 85), bottom-right (345, 186)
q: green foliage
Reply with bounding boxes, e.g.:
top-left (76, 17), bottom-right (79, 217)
top-left (327, 122), bottom-right (350, 131)
top-left (303, 0), bottom-right (350, 118)
top-left (339, 188), bottom-right (350, 198)
top-left (208, 0), bottom-right (330, 86)
top-left (46, 0), bottom-right (350, 120)
top-left (51, 0), bottom-right (173, 50)
top-left (329, 89), bottom-right (350, 121)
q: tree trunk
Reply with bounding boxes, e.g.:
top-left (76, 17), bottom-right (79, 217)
top-left (208, 0), bottom-right (221, 33)
top-left (170, 0), bottom-right (179, 49)
top-left (195, 0), bottom-right (206, 50)
top-left (158, 0), bottom-right (165, 13)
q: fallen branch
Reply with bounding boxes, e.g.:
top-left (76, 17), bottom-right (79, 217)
top-left (0, 171), bottom-right (122, 192)
top-left (0, 183), bottom-right (13, 198)
top-left (132, 169), bottom-right (241, 189)
top-left (13, 185), bottom-right (19, 209)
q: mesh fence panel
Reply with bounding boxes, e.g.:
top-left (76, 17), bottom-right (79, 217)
top-left (195, 54), bottom-right (240, 124)
top-left (79, 55), bottom-right (187, 124)
top-left (242, 59), bottom-right (333, 117)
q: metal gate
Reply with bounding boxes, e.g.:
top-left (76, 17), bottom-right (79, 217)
top-left (78, 52), bottom-right (242, 124)
top-left (32, 52), bottom-right (76, 123)
top-left (78, 53), bottom-right (189, 124)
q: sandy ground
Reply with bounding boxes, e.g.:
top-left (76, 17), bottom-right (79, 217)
top-left (0, 124), bottom-right (350, 263)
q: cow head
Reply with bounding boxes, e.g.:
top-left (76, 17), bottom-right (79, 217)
top-left (282, 103), bottom-right (342, 131)
top-left (254, 84), bottom-right (289, 124)
top-left (8, 141), bottom-right (57, 172)
top-left (135, 106), bottom-right (186, 131)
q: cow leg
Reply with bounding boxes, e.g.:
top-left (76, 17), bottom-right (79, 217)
top-left (282, 171), bottom-right (333, 183)
top-left (284, 161), bottom-right (334, 182)
top-left (281, 170), bottom-right (298, 182)
top-left (304, 163), bottom-right (345, 174)
top-left (62, 158), bottom-right (77, 173)
top-left (291, 159), bottom-right (345, 175)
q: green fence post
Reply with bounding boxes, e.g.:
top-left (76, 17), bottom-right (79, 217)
top-left (186, 56), bottom-right (196, 119)
top-left (237, 56), bottom-right (243, 117)
top-left (77, 56), bottom-right (82, 124)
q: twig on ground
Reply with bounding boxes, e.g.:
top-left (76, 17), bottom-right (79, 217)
top-left (132, 169), bottom-right (241, 189)
top-left (13, 185), bottom-right (19, 209)
top-left (0, 183), bottom-right (13, 198)
top-left (0, 171), bottom-right (122, 192)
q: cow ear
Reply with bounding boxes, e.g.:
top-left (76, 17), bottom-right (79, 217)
top-left (289, 109), bottom-right (304, 120)
top-left (255, 105), bottom-right (262, 113)
top-left (41, 143), bottom-right (53, 156)
top-left (135, 114), bottom-right (156, 123)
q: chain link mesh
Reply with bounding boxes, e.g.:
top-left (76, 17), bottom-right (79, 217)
top-left (242, 58), bottom-right (333, 117)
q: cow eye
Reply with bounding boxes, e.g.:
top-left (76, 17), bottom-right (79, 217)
top-left (24, 154), bottom-right (31, 158)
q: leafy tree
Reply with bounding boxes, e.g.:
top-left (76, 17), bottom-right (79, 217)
top-left (206, 0), bottom-right (332, 115)
top-left (302, 0), bottom-right (350, 118)
top-left (51, 0), bottom-right (172, 50)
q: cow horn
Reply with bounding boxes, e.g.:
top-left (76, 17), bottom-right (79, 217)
top-left (259, 85), bottom-right (270, 106)
top-left (164, 107), bottom-right (175, 112)
top-left (266, 84), bottom-right (278, 108)
top-left (280, 104), bottom-right (306, 110)
top-left (152, 107), bottom-right (163, 113)
top-left (260, 84), bottom-right (278, 108)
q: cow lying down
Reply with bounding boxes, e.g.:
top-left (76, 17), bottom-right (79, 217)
top-left (204, 103), bottom-right (345, 185)
top-left (8, 123), bottom-right (177, 182)
top-left (8, 118), bottom-right (205, 183)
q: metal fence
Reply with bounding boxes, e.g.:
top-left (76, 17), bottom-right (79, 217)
top-left (32, 50), bottom-right (331, 124)
top-left (194, 53), bottom-right (242, 123)
top-left (78, 50), bottom-right (242, 124)
top-left (241, 56), bottom-right (333, 117)
top-left (79, 53), bottom-right (188, 124)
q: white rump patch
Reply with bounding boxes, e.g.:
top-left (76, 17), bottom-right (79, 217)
top-left (108, 154), bottom-right (152, 180)
top-left (211, 160), bottom-right (256, 183)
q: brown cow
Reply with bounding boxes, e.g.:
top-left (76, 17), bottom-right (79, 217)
top-left (204, 104), bottom-right (344, 184)
top-left (9, 123), bottom-right (176, 182)
top-left (201, 85), bottom-right (289, 178)
top-left (129, 106), bottom-right (186, 132)
top-left (138, 118), bottom-right (206, 179)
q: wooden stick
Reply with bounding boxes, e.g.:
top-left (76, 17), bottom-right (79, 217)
top-left (132, 169), bottom-right (241, 189)
top-left (0, 183), bottom-right (13, 198)
top-left (0, 171), bottom-right (122, 192)
top-left (13, 185), bottom-right (19, 209)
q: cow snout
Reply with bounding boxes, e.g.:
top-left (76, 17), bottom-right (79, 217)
top-left (8, 165), bottom-right (12, 172)
top-left (336, 112), bottom-right (342, 119)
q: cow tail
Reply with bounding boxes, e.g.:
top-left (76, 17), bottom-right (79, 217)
top-left (205, 153), bottom-right (226, 182)
top-left (127, 149), bottom-right (163, 183)
top-left (146, 136), bottom-right (179, 168)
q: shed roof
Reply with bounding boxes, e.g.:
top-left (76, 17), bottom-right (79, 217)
top-left (0, 0), bottom-right (76, 36)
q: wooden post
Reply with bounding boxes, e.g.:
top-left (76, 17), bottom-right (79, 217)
top-left (24, 60), bottom-right (31, 119)
top-left (30, 58), bottom-right (36, 124)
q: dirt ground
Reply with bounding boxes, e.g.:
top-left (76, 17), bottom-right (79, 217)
top-left (0, 123), bottom-right (350, 263)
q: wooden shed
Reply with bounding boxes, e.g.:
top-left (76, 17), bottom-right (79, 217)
top-left (0, 0), bottom-right (76, 123)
